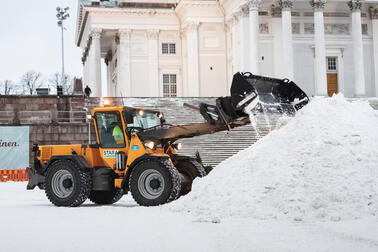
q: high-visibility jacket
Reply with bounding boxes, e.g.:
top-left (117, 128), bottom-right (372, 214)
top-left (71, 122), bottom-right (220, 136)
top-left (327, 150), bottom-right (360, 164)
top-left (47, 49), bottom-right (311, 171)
top-left (112, 125), bottom-right (125, 145)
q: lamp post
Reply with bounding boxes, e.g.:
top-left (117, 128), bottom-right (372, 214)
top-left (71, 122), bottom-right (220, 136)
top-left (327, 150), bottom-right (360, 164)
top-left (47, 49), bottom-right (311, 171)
top-left (56, 6), bottom-right (70, 95)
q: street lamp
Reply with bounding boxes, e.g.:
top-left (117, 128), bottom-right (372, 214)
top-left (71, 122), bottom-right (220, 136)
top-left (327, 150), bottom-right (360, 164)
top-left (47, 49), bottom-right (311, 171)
top-left (56, 6), bottom-right (70, 96)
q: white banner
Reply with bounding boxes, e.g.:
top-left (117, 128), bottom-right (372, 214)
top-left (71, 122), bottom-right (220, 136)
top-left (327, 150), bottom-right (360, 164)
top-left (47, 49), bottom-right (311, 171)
top-left (0, 126), bottom-right (29, 170)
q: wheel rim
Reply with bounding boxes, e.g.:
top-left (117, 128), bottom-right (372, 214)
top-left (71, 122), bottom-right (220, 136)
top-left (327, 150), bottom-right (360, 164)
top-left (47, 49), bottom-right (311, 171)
top-left (51, 170), bottom-right (74, 199)
top-left (137, 169), bottom-right (165, 199)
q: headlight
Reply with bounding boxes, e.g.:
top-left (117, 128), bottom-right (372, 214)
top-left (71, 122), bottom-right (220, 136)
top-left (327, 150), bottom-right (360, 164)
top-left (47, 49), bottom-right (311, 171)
top-left (173, 143), bottom-right (182, 150)
top-left (145, 141), bottom-right (155, 149)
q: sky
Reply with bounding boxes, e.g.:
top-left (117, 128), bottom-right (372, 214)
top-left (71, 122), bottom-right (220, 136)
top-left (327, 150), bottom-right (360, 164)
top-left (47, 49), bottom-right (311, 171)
top-left (0, 0), bottom-right (83, 84)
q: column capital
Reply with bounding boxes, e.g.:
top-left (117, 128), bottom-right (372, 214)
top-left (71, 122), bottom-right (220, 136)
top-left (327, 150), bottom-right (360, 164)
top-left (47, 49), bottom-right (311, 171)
top-left (369, 6), bottom-right (378, 19)
top-left (147, 29), bottom-right (159, 40)
top-left (185, 21), bottom-right (200, 32)
top-left (90, 28), bottom-right (102, 39)
top-left (271, 5), bottom-right (282, 17)
top-left (248, 0), bottom-right (261, 11)
top-left (118, 29), bottom-right (131, 40)
top-left (310, 0), bottom-right (326, 11)
top-left (279, 0), bottom-right (293, 10)
top-left (348, 0), bottom-right (362, 12)
top-left (240, 4), bottom-right (250, 17)
top-left (230, 12), bottom-right (240, 25)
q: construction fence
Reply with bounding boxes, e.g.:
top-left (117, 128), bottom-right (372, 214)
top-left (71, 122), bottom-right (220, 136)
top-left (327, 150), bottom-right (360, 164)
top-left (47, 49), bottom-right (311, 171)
top-left (0, 170), bottom-right (28, 182)
top-left (0, 126), bottom-right (30, 182)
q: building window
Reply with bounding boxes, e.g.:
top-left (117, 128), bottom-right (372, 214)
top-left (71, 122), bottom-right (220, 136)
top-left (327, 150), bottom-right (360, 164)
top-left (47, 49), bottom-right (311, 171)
top-left (169, 43), bottom-right (176, 54)
top-left (162, 43), bottom-right (176, 54)
top-left (327, 57), bottom-right (337, 72)
top-left (362, 24), bottom-right (368, 35)
top-left (162, 74), bottom-right (177, 97)
top-left (292, 23), bottom-right (300, 34)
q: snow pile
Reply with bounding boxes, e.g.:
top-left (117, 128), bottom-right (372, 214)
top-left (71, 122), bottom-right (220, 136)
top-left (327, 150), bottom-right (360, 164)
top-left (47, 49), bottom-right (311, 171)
top-left (170, 94), bottom-right (378, 222)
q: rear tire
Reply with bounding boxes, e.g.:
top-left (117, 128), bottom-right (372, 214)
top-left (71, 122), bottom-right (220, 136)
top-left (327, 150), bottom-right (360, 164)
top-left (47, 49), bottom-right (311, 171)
top-left (45, 160), bottom-right (92, 207)
top-left (89, 189), bottom-right (123, 205)
top-left (129, 159), bottom-right (181, 206)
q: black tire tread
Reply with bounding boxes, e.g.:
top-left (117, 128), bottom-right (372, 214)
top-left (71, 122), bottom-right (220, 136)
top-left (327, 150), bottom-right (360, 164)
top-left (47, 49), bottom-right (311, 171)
top-left (129, 159), bottom-right (181, 206)
top-left (189, 159), bottom-right (207, 177)
top-left (45, 159), bottom-right (92, 207)
top-left (162, 159), bottom-right (181, 203)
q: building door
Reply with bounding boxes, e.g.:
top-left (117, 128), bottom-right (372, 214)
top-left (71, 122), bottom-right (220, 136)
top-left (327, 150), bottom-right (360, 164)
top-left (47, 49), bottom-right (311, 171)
top-left (326, 57), bottom-right (338, 97)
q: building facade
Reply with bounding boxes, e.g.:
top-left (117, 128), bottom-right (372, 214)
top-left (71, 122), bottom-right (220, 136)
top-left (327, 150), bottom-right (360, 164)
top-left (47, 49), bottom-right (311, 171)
top-left (76, 0), bottom-right (378, 98)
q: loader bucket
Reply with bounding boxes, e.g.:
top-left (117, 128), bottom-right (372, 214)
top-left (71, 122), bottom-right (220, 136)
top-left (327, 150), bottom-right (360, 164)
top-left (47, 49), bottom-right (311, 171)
top-left (182, 72), bottom-right (309, 129)
top-left (230, 72), bottom-right (309, 115)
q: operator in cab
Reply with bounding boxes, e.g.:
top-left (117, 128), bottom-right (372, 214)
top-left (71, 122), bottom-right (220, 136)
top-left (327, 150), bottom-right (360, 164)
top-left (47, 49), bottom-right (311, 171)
top-left (111, 122), bottom-right (125, 145)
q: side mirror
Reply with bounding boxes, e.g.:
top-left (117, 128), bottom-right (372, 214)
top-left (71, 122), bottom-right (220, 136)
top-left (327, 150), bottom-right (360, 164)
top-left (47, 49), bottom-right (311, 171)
top-left (159, 113), bottom-right (166, 125)
top-left (125, 113), bottom-right (133, 124)
top-left (160, 117), bottom-right (166, 125)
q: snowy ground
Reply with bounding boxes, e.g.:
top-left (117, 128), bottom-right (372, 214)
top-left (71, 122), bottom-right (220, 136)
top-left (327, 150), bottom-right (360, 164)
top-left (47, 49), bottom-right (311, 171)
top-left (1, 182), bottom-right (378, 252)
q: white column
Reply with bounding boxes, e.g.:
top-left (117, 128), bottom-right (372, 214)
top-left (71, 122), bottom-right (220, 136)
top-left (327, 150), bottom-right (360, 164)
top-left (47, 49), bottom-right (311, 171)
top-left (147, 29), bottom-right (160, 97)
top-left (225, 23), bottom-right (233, 89)
top-left (349, 0), bottom-right (366, 96)
top-left (117, 29), bottom-right (131, 97)
top-left (83, 59), bottom-right (89, 91)
top-left (81, 55), bottom-right (87, 90)
top-left (181, 30), bottom-right (189, 97)
top-left (280, 0), bottom-right (294, 80)
top-left (271, 6), bottom-right (283, 78)
top-left (231, 14), bottom-right (240, 73)
top-left (311, 0), bottom-right (327, 96)
top-left (248, 0), bottom-right (261, 75)
top-left (105, 54), bottom-right (113, 97)
top-left (371, 7), bottom-right (378, 97)
top-left (185, 22), bottom-right (200, 97)
top-left (239, 5), bottom-right (250, 72)
top-left (88, 28), bottom-right (102, 97)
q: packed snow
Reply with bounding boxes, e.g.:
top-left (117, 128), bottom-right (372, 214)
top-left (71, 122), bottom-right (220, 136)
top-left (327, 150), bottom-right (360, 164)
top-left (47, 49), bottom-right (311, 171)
top-left (1, 182), bottom-right (378, 252)
top-left (170, 94), bottom-right (378, 222)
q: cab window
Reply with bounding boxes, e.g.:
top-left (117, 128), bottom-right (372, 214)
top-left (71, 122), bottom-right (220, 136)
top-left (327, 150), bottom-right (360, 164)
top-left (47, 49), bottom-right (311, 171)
top-left (123, 110), bottom-right (161, 133)
top-left (95, 111), bottom-right (125, 148)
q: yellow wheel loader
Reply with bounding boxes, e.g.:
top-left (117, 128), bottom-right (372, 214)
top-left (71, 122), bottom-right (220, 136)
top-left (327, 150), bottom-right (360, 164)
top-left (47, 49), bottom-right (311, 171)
top-left (27, 73), bottom-right (309, 207)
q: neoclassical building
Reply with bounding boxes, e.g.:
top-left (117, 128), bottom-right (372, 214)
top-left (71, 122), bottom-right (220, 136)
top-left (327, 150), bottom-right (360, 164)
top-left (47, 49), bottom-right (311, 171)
top-left (75, 0), bottom-right (378, 98)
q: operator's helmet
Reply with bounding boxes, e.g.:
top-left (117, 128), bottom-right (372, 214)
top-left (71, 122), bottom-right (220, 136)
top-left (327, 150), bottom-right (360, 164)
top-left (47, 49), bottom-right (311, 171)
top-left (110, 121), bottom-right (120, 129)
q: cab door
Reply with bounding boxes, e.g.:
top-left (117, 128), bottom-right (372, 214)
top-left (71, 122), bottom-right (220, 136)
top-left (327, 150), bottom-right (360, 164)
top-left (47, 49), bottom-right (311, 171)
top-left (94, 111), bottom-right (129, 169)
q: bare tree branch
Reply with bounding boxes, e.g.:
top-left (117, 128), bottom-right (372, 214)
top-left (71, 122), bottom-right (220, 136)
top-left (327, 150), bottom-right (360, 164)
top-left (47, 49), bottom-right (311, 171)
top-left (0, 80), bottom-right (14, 95)
top-left (48, 72), bottom-right (73, 95)
top-left (20, 71), bottom-right (43, 95)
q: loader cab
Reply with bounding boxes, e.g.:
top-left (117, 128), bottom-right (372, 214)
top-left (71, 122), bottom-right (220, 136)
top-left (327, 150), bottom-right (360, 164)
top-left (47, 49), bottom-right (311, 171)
top-left (92, 106), bottom-right (166, 170)
top-left (95, 111), bottom-right (126, 148)
top-left (93, 106), bottom-right (165, 146)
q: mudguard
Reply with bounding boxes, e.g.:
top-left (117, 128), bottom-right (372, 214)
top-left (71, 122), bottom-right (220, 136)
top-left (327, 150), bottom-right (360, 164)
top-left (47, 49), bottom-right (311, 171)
top-left (171, 155), bottom-right (206, 178)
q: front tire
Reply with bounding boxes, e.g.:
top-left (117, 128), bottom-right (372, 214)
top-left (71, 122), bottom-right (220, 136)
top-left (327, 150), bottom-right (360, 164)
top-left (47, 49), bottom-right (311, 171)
top-left (45, 160), bottom-right (92, 207)
top-left (129, 159), bottom-right (181, 206)
top-left (89, 189), bottom-right (123, 205)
